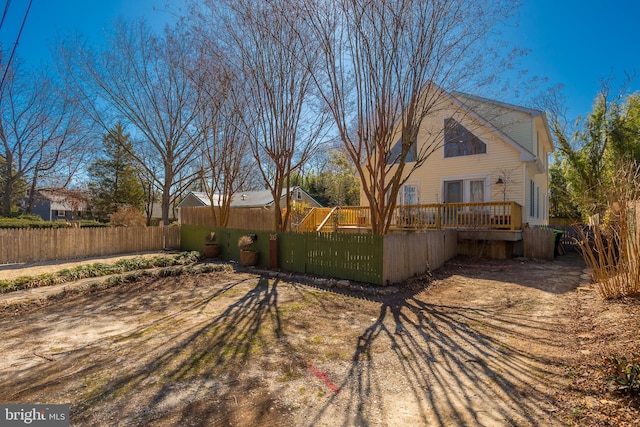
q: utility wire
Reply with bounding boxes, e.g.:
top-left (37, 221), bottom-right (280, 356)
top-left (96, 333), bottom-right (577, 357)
top-left (0, 0), bottom-right (13, 31)
top-left (1, 0), bottom-right (32, 92)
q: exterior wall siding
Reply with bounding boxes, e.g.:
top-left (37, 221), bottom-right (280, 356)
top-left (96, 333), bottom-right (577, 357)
top-left (357, 91), bottom-right (552, 227)
top-left (525, 165), bottom-right (550, 226)
top-left (362, 99), bottom-right (528, 216)
top-left (31, 202), bottom-right (52, 221)
top-left (461, 101), bottom-right (535, 153)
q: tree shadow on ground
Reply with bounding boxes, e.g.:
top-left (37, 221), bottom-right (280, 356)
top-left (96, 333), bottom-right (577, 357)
top-left (0, 257), bottom-right (584, 426)
top-left (1, 274), bottom-right (294, 426)
top-left (306, 289), bottom-right (570, 426)
top-left (433, 252), bottom-right (587, 294)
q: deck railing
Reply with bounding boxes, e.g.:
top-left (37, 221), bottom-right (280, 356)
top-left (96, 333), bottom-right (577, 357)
top-left (297, 207), bottom-right (334, 232)
top-left (313, 202), bottom-right (523, 232)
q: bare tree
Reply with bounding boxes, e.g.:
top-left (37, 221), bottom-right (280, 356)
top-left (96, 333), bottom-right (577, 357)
top-left (0, 60), bottom-right (89, 215)
top-left (187, 0), bottom-right (330, 231)
top-left (60, 19), bottom-right (204, 225)
top-left (202, 82), bottom-right (252, 226)
top-left (185, 35), bottom-right (253, 228)
top-left (299, 0), bottom-right (518, 234)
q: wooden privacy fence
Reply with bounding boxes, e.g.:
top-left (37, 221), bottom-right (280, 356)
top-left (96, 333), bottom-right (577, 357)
top-left (0, 226), bottom-right (181, 265)
top-left (297, 233), bottom-right (383, 284)
top-left (383, 230), bottom-right (458, 284)
top-left (523, 227), bottom-right (555, 260)
top-left (180, 206), bottom-right (275, 230)
top-left (181, 225), bottom-right (459, 285)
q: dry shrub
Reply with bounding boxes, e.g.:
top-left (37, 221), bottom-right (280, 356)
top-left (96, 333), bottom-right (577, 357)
top-left (110, 206), bottom-right (147, 227)
top-left (577, 164), bottom-right (640, 299)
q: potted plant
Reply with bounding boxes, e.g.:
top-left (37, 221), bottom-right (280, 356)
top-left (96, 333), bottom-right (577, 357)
top-left (202, 231), bottom-right (220, 259)
top-left (238, 234), bottom-right (259, 267)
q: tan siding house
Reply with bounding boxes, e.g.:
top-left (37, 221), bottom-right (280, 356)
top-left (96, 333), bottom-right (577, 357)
top-left (361, 90), bottom-right (554, 227)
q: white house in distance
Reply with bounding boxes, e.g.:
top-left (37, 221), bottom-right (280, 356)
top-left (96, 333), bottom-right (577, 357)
top-left (177, 186), bottom-right (322, 210)
top-left (366, 90), bottom-right (554, 228)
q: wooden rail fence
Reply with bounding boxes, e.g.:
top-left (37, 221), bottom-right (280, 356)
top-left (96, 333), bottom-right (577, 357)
top-left (0, 226), bottom-right (181, 265)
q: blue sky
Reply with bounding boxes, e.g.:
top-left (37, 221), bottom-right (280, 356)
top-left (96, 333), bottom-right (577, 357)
top-left (507, 0), bottom-right (640, 119)
top-left (1, 0), bottom-right (638, 121)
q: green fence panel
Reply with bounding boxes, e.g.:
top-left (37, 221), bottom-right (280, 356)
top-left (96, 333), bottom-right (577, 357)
top-left (182, 226), bottom-right (384, 285)
top-left (181, 225), bottom-right (214, 252)
top-left (305, 232), bottom-right (383, 285)
top-left (182, 225), bottom-right (271, 267)
top-left (278, 231), bottom-right (307, 273)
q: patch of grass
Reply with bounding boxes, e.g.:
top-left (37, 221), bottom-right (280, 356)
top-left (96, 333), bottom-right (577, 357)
top-left (0, 251), bottom-right (224, 294)
top-left (277, 362), bottom-right (303, 382)
top-left (306, 335), bottom-right (324, 345)
top-left (325, 351), bottom-right (345, 361)
top-left (281, 302), bottom-right (306, 313)
top-left (115, 323), bottom-right (164, 343)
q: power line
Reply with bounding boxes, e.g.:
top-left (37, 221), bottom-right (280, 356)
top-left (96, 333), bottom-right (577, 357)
top-left (1, 0), bottom-right (32, 92)
top-left (0, 0), bottom-right (13, 31)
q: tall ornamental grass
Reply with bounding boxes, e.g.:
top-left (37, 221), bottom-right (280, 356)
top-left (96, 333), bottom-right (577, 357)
top-left (577, 164), bottom-right (640, 299)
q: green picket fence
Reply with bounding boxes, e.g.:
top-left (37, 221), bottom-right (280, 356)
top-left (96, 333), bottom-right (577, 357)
top-left (181, 225), bottom-right (384, 285)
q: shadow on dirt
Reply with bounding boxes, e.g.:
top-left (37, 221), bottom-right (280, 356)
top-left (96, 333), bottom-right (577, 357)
top-left (307, 294), bottom-right (568, 425)
top-left (432, 252), bottom-right (587, 294)
top-left (0, 254), bottom-right (587, 426)
top-left (1, 276), bottom-right (293, 426)
top-left (304, 255), bottom-right (586, 425)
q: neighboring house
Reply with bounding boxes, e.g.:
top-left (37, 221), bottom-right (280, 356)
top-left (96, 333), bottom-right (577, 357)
top-left (146, 203), bottom-right (178, 225)
top-left (178, 186), bottom-right (323, 210)
top-left (370, 90), bottom-right (554, 227)
top-left (27, 189), bottom-right (89, 221)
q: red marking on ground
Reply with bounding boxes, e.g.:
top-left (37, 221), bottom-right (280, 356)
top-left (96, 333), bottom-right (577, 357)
top-left (308, 365), bottom-right (341, 394)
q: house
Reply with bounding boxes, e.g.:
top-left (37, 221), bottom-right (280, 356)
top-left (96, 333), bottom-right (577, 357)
top-left (27, 189), bottom-right (89, 221)
top-left (177, 186), bottom-right (323, 210)
top-left (146, 203), bottom-right (178, 225)
top-left (368, 90), bottom-right (554, 228)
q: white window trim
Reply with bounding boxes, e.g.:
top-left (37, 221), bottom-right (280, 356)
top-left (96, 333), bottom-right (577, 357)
top-left (398, 182), bottom-right (420, 206)
top-left (441, 174), bottom-right (490, 203)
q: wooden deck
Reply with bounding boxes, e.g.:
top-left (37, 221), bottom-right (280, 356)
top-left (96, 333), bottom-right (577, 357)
top-left (297, 202), bottom-right (523, 233)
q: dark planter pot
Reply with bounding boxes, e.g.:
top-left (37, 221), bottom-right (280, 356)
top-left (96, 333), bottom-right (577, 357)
top-left (240, 250), bottom-right (259, 267)
top-left (203, 243), bottom-right (220, 259)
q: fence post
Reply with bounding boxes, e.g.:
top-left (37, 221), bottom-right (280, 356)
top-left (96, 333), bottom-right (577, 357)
top-left (269, 234), bottom-right (278, 269)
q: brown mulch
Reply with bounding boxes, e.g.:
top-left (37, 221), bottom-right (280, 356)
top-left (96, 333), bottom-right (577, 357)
top-left (562, 285), bottom-right (640, 426)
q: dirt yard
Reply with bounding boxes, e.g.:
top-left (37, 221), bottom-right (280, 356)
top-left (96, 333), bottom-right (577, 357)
top-left (0, 253), bottom-right (638, 426)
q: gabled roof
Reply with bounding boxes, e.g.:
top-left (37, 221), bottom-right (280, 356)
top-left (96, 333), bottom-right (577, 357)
top-left (452, 91), bottom-right (544, 117)
top-left (181, 191), bottom-right (211, 206)
top-left (35, 189), bottom-right (89, 211)
top-left (439, 91), bottom-right (537, 161)
top-left (451, 91), bottom-right (555, 155)
top-left (232, 189), bottom-right (280, 207)
top-left (178, 186), bottom-right (317, 209)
